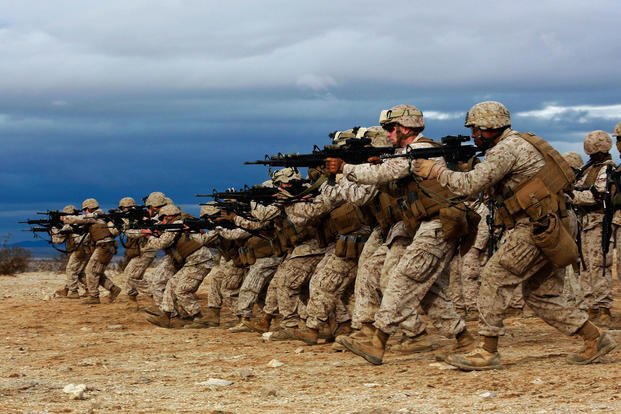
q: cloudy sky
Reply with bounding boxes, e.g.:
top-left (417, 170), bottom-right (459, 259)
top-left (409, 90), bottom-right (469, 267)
top-left (2, 0), bottom-right (621, 242)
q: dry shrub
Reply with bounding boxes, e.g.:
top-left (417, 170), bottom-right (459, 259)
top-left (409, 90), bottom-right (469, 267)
top-left (0, 246), bottom-right (32, 275)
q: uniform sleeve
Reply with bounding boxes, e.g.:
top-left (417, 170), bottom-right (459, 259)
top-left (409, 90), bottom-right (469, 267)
top-left (143, 230), bottom-right (177, 250)
top-left (573, 164), bottom-right (607, 206)
top-left (438, 142), bottom-right (516, 197)
top-left (343, 157), bottom-right (411, 185)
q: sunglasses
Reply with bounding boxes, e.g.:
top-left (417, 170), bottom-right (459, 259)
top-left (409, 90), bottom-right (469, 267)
top-left (382, 123), bottom-right (397, 132)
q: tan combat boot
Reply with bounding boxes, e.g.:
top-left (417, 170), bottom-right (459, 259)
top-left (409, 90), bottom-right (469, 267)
top-left (445, 336), bottom-right (502, 371)
top-left (567, 321), bottom-right (617, 365)
top-left (184, 307), bottom-right (221, 329)
top-left (54, 287), bottom-right (68, 298)
top-left (66, 290), bottom-right (80, 299)
top-left (82, 296), bottom-right (100, 305)
top-left (390, 331), bottom-right (437, 354)
top-left (339, 329), bottom-right (389, 365)
top-left (292, 326), bottom-right (319, 345)
top-left (108, 286), bottom-right (122, 303)
top-left (146, 312), bottom-right (172, 328)
top-left (228, 317), bottom-right (253, 333)
top-left (333, 323), bottom-right (374, 351)
top-left (243, 312), bottom-right (273, 333)
top-left (144, 305), bottom-right (163, 316)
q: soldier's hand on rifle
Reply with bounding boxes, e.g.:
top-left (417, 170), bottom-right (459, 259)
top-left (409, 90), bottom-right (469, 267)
top-left (325, 157), bottom-right (344, 174)
top-left (367, 156), bottom-right (381, 165)
top-left (413, 159), bottom-right (445, 179)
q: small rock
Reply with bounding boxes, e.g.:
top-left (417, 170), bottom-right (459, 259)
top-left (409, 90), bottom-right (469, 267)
top-left (479, 391), bottom-right (497, 398)
top-left (63, 383), bottom-right (88, 400)
top-left (363, 383), bottom-right (381, 388)
top-left (195, 378), bottom-right (234, 387)
top-left (294, 347), bottom-right (304, 354)
top-left (80, 327), bottom-right (92, 332)
top-left (263, 388), bottom-right (278, 397)
top-left (262, 332), bottom-right (273, 342)
top-left (429, 362), bottom-right (458, 370)
top-left (267, 359), bottom-right (284, 368)
top-left (236, 368), bottom-right (254, 379)
top-left (532, 378), bottom-right (544, 385)
top-left (107, 324), bottom-right (126, 330)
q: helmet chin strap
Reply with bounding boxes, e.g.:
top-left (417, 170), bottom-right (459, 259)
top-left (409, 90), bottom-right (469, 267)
top-left (396, 128), bottom-right (416, 147)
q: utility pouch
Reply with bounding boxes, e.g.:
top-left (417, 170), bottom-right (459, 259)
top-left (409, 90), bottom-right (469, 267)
top-left (438, 204), bottom-right (469, 241)
top-left (330, 203), bottom-right (366, 234)
top-left (335, 236), bottom-right (347, 258)
top-left (531, 212), bottom-right (578, 268)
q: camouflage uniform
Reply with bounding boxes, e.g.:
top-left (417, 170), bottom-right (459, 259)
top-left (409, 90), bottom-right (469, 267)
top-left (288, 178), bottom-right (376, 330)
top-left (206, 257), bottom-right (245, 311)
top-left (63, 209), bottom-right (119, 299)
top-left (146, 222), bottom-right (220, 318)
top-left (437, 128), bottom-right (588, 337)
top-left (233, 203), bottom-right (284, 318)
top-left (573, 156), bottom-right (614, 311)
top-left (51, 226), bottom-right (91, 293)
top-left (344, 136), bottom-right (466, 339)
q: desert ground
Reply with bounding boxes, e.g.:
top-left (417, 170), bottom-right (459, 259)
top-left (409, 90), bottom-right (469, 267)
top-left (0, 268), bottom-right (620, 414)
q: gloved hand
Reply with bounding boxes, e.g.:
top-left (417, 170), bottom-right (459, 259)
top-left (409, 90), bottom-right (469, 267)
top-left (413, 159), bottom-right (445, 179)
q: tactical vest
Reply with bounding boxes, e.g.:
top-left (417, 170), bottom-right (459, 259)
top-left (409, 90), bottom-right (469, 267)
top-left (89, 222), bottom-right (113, 242)
top-left (368, 185), bottom-right (405, 239)
top-left (218, 238), bottom-right (243, 267)
top-left (274, 215), bottom-right (315, 249)
top-left (577, 160), bottom-right (614, 213)
top-left (167, 233), bottom-right (203, 265)
top-left (123, 237), bottom-right (142, 260)
top-left (494, 132), bottom-right (575, 228)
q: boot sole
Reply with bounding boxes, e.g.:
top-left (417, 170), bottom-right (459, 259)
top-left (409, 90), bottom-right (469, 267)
top-left (339, 338), bottom-right (383, 365)
top-left (446, 360), bottom-right (503, 371)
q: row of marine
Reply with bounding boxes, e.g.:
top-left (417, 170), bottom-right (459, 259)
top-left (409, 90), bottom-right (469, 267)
top-left (22, 106), bottom-right (619, 372)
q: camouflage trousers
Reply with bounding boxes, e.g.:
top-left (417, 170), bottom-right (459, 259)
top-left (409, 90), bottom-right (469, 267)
top-left (375, 222), bottom-right (465, 338)
top-left (206, 259), bottom-right (245, 310)
top-left (263, 267), bottom-right (283, 316)
top-left (150, 255), bottom-right (179, 307)
top-left (161, 261), bottom-right (212, 318)
top-left (305, 247), bottom-right (358, 330)
top-left (85, 242), bottom-right (117, 298)
top-left (478, 221), bottom-right (588, 337)
top-left (276, 253), bottom-right (326, 328)
top-left (237, 256), bottom-right (283, 318)
top-left (125, 250), bottom-right (157, 297)
top-left (615, 225), bottom-right (621, 282)
top-left (351, 228), bottom-right (421, 335)
top-left (65, 249), bottom-right (89, 292)
top-left (580, 223), bottom-right (613, 309)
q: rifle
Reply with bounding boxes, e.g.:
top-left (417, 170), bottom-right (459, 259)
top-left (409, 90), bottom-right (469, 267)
top-left (20, 210), bottom-right (86, 253)
top-left (244, 137), bottom-right (394, 168)
top-left (197, 180), bottom-right (315, 206)
top-left (104, 206), bottom-right (151, 229)
top-left (379, 135), bottom-right (481, 168)
top-left (602, 164), bottom-right (617, 276)
top-left (128, 217), bottom-right (237, 234)
top-left (204, 200), bottom-right (253, 218)
top-left (486, 199), bottom-right (497, 258)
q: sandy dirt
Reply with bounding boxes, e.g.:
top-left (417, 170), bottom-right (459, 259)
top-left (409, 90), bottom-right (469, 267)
top-left (0, 270), bottom-right (620, 414)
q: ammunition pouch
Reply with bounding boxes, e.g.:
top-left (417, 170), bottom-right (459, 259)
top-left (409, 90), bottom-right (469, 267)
top-left (124, 238), bottom-right (141, 260)
top-left (531, 212), bottom-right (578, 268)
top-left (241, 236), bottom-right (277, 266)
top-left (368, 192), bottom-right (403, 238)
top-left (167, 233), bottom-right (202, 266)
top-left (439, 203), bottom-right (477, 242)
top-left (330, 202), bottom-right (367, 235)
top-left (238, 246), bottom-right (256, 266)
top-left (89, 222), bottom-right (113, 242)
top-left (334, 234), bottom-right (368, 259)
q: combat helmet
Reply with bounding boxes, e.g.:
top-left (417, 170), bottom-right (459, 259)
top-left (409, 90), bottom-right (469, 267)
top-left (464, 101), bottom-right (511, 130)
top-left (145, 192), bottom-right (168, 208)
top-left (583, 130), bottom-right (612, 155)
top-left (81, 198), bottom-right (99, 210)
top-left (613, 122), bottom-right (621, 137)
top-left (562, 152), bottom-right (584, 170)
top-left (379, 104), bottom-right (424, 129)
top-left (118, 197), bottom-right (136, 208)
top-left (200, 202), bottom-right (220, 218)
top-left (271, 167), bottom-right (302, 184)
top-left (63, 204), bottom-right (79, 214)
top-left (158, 204), bottom-right (181, 218)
